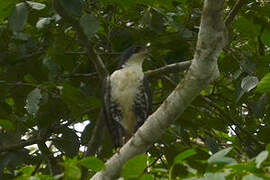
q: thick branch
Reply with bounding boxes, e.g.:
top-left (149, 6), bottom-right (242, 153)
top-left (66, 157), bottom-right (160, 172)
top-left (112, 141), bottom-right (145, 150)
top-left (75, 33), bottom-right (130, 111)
top-left (91, 0), bottom-right (226, 179)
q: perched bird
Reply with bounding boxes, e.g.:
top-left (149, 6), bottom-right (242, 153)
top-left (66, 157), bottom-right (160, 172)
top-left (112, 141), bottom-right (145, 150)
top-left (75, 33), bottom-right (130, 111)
top-left (103, 46), bottom-right (152, 147)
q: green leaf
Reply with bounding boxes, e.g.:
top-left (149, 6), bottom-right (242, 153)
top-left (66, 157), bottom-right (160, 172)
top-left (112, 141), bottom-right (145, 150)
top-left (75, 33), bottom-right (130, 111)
top-left (235, 78), bottom-right (245, 103)
top-left (150, 9), bottom-right (165, 33)
top-left (64, 165), bottom-right (81, 180)
top-left (255, 150), bottom-right (268, 168)
top-left (60, 84), bottom-right (85, 118)
top-left (242, 174), bottom-right (263, 180)
top-left (261, 30), bottom-right (270, 46)
top-left (0, 151), bottom-right (30, 175)
top-left (42, 56), bottom-right (60, 81)
top-left (0, 119), bottom-right (15, 131)
top-left (257, 73), bottom-right (270, 93)
top-left (173, 149), bottom-right (197, 164)
top-left (5, 97), bottom-right (15, 107)
top-left (0, 1), bottom-right (19, 21)
top-left (234, 17), bottom-right (260, 37)
top-left (53, 127), bottom-right (80, 157)
top-left (36, 17), bottom-right (52, 30)
top-left (140, 174), bottom-right (154, 180)
top-left (250, 94), bottom-right (268, 118)
top-left (19, 166), bottom-right (35, 175)
top-left (25, 88), bottom-right (42, 116)
top-left (266, 143), bottom-right (270, 152)
top-left (26, 1), bottom-right (46, 10)
top-left (58, 0), bottom-right (82, 17)
top-left (202, 172), bottom-right (226, 180)
top-left (241, 75), bottom-right (259, 92)
top-left (24, 74), bottom-right (36, 83)
top-left (228, 163), bottom-right (256, 172)
top-left (9, 2), bottom-right (28, 32)
top-left (183, 178), bottom-right (201, 180)
top-left (121, 154), bottom-right (147, 179)
top-left (79, 157), bottom-right (105, 171)
top-left (80, 14), bottom-right (99, 38)
top-left (208, 147), bottom-right (235, 164)
top-left (209, 157), bottom-right (236, 165)
top-left (240, 60), bottom-right (257, 74)
top-left (140, 8), bottom-right (151, 26)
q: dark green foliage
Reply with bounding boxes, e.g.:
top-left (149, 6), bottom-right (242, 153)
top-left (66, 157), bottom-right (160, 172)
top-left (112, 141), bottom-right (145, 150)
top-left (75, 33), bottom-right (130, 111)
top-left (0, 0), bottom-right (270, 179)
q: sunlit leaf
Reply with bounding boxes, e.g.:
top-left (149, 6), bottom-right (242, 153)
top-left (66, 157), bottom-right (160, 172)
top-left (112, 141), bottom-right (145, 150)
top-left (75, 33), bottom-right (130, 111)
top-left (255, 150), bottom-right (268, 168)
top-left (266, 143), bottom-right (270, 153)
top-left (36, 17), bottom-right (52, 30)
top-left (228, 163), bottom-right (256, 172)
top-left (26, 1), bottom-right (46, 10)
top-left (5, 97), bottom-right (15, 107)
top-left (121, 154), bottom-right (147, 179)
top-left (208, 147), bottom-right (235, 164)
top-left (0, 1), bottom-right (19, 21)
top-left (0, 119), bottom-right (15, 131)
top-left (202, 172), bottom-right (226, 180)
top-left (64, 165), bottom-right (81, 180)
top-left (140, 174), bottom-right (154, 180)
top-left (25, 88), bottom-right (42, 116)
top-left (174, 149), bottom-right (197, 164)
top-left (241, 75), bottom-right (259, 92)
top-left (79, 157), bottom-right (105, 171)
top-left (242, 174), bottom-right (263, 180)
top-left (257, 73), bottom-right (270, 93)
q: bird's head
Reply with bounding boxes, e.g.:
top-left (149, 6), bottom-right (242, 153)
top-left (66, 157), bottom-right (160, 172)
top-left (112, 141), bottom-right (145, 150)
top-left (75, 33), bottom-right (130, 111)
top-left (119, 46), bottom-right (148, 68)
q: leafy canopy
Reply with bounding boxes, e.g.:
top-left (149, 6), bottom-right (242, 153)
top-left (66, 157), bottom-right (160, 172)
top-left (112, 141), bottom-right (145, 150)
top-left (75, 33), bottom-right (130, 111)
top-left (0, 0), bottom-right (269, 179)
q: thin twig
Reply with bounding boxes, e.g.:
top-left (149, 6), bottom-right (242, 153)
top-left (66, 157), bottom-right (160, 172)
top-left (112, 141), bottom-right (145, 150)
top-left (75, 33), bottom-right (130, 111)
top-left (145, 60), bottom-right (192, 77)
top-left (0, 137), bottom-right (42, 153)
top-left (225, 0), bottom-right (247, 27)
top-left (0, 81), bottom-right (36, 87)
top-left (64, 52), bottom-right (87, 55)
top-left (202, 96), bottom-right (263, 148)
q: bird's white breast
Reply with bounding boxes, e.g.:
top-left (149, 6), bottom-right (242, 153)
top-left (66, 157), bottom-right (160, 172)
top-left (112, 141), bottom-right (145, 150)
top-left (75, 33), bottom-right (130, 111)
top-left (110, 64), bottom-right (144, 133)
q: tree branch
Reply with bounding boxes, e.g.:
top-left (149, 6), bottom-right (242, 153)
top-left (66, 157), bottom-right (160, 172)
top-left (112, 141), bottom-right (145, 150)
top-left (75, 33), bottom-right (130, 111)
top-left (225, 0), bottom-right (247, 27)
top-left (145, 60), bottom-right (192, 77)
top-left (202, 96), bottom-right (263, 149)
top-left (61, 61), bottom-right (192, 80)
top-left (84, 111), bottom-right (105, 157)
top-left (91, 0), bottom-right (226, 179)
top-left (0, 137), bottom-right (42, 153)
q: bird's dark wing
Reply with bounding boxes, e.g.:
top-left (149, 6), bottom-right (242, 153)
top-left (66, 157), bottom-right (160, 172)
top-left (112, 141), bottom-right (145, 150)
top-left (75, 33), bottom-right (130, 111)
top-left (102, 77), bottom-right (125, 147)
top-left (133, 76), bottom-right (152, 131)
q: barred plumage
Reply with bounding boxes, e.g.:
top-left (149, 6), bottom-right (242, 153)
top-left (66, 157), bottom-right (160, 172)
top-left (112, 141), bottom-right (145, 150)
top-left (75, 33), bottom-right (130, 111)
top-left (102, 46), bottom-right (152, 147)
